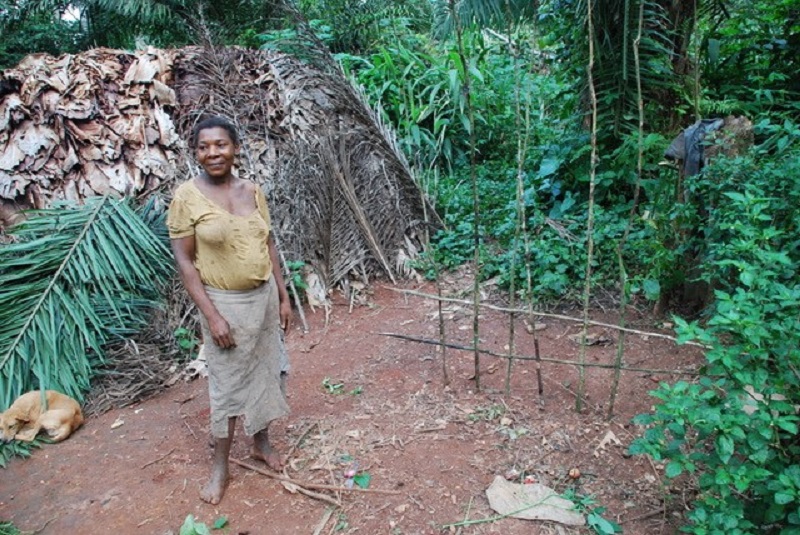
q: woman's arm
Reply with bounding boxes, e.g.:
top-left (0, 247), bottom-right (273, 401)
top-left (267, 234), bottom-right (292, 332)
top-left (171, 236), bottom-right (236, 349)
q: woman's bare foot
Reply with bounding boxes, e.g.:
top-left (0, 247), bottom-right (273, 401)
top-left (202, 423), bottom-right (234, 505)
top-left (200, 461), bottom-right (229, 505)
top-left (252, 429), bottom-right (283, 472)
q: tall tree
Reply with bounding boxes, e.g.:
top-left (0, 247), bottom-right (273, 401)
top-left (0, 1), bottom-right (84, 68)
top-left (1, 0), bottom-right (286, 61)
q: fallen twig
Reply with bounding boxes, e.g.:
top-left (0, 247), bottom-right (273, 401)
top-left (183, 418), bottom-right (197, 440)
top-left (440, 493), bottom-right (572, 529)
top-left (312, 507), bottom-right (336, 535)
top-left (285, 481), bottom-right (341, 508)
top-left (286, 422), bottom-right (317, 462)
top-left (378, 332), bottom-right (704, 376)
top-left (141, 447), bottom-right (176, 469)
top-left (32, 515), bottom-right (58, 534)
top-left (386, 288), bottom-right (709, 349)
top-left (231, 458), bottom-right (402, 495)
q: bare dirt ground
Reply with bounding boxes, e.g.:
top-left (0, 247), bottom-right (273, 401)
top-left (0, 273), bottom-right (703, 535)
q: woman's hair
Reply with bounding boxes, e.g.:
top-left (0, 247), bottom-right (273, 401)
top-left (191, 116), bottom-right (240, 147)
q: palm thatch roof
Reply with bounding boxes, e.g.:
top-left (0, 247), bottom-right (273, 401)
top-left (0, 46), bottom-right (434, 285)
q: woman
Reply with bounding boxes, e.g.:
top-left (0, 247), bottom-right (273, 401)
top-left (167, 116), bottom-right (291, 505)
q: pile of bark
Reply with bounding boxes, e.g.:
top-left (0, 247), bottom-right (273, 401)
top-left (1, 46), bottom-right (432, 285)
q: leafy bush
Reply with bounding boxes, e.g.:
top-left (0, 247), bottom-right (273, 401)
top-left (630, 146), bottom-right (800, 533)
top-left (421, 157), bottom-right (668, 302)
top-left (339, 26), bottom-right (578, 173)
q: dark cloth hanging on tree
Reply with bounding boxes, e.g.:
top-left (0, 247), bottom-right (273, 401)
top-left (664, 118), bottom-right (725, 176)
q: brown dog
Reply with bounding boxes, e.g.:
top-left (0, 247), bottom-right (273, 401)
top-left (0, 390), bottom-right (83, 443)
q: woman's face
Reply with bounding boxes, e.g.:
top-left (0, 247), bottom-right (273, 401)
top-left (195, 126), bottom-right (238, 179)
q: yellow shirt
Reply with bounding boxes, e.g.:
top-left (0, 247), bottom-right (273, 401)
top-left (167, 180), bottom-right (273, 290)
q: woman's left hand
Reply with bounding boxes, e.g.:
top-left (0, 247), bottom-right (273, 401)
top-left (279, 299), bottom-right (292, 332)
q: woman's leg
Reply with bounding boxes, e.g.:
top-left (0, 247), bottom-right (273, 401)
top-left (201, 416), bottom-right (236, 504)
top-left (253, 424), bottom-right (283, 471)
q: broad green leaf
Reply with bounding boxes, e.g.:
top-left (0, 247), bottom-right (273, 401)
top-left (717, 435), bottom-right (735, 464)
top-left (353, 472), bottom-right (371, 489)
top-left (643, 279), bottom-right (661, 301)
top-left (665, 461), bottom-right (683, 479)
top-left (180, 515), bottom-right (197, 535)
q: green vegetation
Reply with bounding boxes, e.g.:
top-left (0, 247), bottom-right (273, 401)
top-left (0, 197), bottom-right (172, 464)
top-left (173, 327), bottom-right (200, 360)
top-left (0, 521), bottom-right (25, 535)
top-left (562, 489), bottom-right (623, 535)
top-left (179, 514), bottom-right (227, 535)
top-left (630, 141), bottom-right (800, 533)
top-left (1, 0), bottom-right (799, 531)
top-left (0, 198), bottom-right (172, 408)
top-left (321, 377), bottom-right (363, 396)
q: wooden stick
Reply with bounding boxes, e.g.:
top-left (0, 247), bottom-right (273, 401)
top-left (290, 483), bottom-right (340, 507)
top-left (234, 459), bottom-right (341, 507)
top-left (141, 447), bottom-right (175, 469)
top-left (312, 508), bottom-right (336, 535)
top-left (378, 332), bottom-right (703, 376)
top-left (576, 0), bottom-right (600, 413)
top-left (385, 288), bottom-right (709, 348)
top-left (183, 418), bottom-right (197, 440)
top-left (231, 458), bottom-right (402, 495)
top-left (608, 0), bottom-right (647, 422)
top-left (533, 337), bottom-right (544, 395)
top-left (285, 422), bottom-right (316, 462)
top-left (276, 241), bottom-right (310, 334)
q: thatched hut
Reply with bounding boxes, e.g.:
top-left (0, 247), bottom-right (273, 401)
top-left (0, 46), bottom-right (432, 285)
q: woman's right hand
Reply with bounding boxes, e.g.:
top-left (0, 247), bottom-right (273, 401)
top-left (171, 236), bottom-right (237, 350)
top-left (208, 313), bottom-right (236, 349)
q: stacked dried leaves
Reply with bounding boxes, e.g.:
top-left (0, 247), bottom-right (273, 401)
top-left (0, 47), bottom-right (181, 219)
top-left (1, 45), bottom-right (431, 284)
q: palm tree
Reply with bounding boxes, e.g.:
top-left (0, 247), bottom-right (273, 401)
top-left (557, 0), bottom-right (733, 140)
top-left (1, 0), bottom-right (285, 53)
top-left (430, 0), bottom-right (731, 141)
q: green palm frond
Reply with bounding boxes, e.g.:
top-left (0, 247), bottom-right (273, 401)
top-left (85, 0), bottom-right (178, 21)
top-left (434, 0), bottom-right (537, 37)
top-left (0, 436), bottom-right (45, 469)
top-left (0, 196), bottom-right (173, 409)
top-left (557, 0), bottom-right (684, 139)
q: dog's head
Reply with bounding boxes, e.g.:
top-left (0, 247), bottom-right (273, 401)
top-left (0, 411), bottom-right (25, 442)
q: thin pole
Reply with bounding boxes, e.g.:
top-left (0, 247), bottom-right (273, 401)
top-left (447, 0), bottom-right (482, 391)
top-left (386, 287), bottom-right (709, 348)
top-left (577, 0), bottom-right (600, 412)
top-left (608, 0), bottom-right (646, 420)
top-left (378, 332), bottom-right (703, 376)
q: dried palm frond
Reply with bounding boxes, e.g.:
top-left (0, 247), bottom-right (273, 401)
top-left (0, 196), bottom-right (173, 408)
top-left (171, 45), bottom-right (434, 286)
